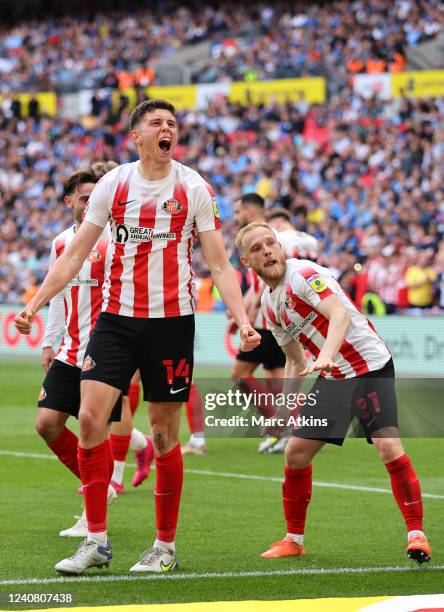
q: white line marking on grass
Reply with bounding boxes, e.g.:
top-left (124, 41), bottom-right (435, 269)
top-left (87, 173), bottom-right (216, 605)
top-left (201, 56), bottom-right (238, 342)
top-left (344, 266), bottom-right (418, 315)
top-left (1, 565), bottom-right (443, 587)
top-left (1, 449), bottom-right (443, 500)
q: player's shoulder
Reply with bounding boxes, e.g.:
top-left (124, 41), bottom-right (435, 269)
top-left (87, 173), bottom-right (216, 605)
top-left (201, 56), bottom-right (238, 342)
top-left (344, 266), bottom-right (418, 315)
top-left (173, 160), bottom-right (213, 195)
top-left (96, 162), bottom-right (133, 187)
top-left (52, 225), bottom-right (75, 246)
top-left (286, 258), bottom-right (328, 280)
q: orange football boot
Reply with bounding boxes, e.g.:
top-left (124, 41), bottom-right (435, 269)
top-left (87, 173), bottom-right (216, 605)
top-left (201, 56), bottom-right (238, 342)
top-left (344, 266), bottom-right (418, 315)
top-left (261, 536), bottom-right (304, 559)
top-left (407, 533), bottom-right (431, 564)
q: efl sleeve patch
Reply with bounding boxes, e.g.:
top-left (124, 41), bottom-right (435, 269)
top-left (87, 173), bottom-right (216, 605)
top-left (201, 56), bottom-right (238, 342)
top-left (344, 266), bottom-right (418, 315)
top-left (307, 274), bottom-right (328, 293)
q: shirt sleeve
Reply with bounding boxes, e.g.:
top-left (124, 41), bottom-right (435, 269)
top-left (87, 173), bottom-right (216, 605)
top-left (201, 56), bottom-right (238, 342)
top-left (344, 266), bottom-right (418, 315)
top-left (193, 181), bottom-right (222, 232)
top-left (83, 175), bottom-right (113, 228)
top-left (289, 264), bottom-right (337, 308)
top-left (42, 242), bottom-right (66, 349)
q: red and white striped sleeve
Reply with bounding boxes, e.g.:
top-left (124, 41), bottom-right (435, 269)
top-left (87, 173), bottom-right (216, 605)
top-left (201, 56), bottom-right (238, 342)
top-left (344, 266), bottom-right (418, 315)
top-left (289, 264), bottom-right (336, 308)
top-left (193, 181), bottom-right (222, 232)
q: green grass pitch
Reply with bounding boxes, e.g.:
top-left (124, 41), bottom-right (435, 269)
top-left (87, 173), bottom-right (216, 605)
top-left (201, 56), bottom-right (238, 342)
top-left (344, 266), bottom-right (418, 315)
top-left (0, 359), bottom-right (443, 609)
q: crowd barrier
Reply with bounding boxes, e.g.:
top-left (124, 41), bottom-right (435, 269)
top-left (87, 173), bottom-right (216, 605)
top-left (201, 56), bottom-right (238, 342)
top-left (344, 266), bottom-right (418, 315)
top-left (1, 306), bottom-right (443, 376)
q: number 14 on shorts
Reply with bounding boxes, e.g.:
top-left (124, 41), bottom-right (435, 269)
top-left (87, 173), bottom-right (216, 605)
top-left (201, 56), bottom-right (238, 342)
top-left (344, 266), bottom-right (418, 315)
top-left (162, 359), bottom-right (190, 385)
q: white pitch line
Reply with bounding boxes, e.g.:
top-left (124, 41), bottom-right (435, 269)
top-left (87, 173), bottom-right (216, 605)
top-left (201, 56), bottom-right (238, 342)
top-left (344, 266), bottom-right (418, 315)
top-left (1, 565), bottom-right (443, 587)
top-left (1, 449), bottom-right (443, 500)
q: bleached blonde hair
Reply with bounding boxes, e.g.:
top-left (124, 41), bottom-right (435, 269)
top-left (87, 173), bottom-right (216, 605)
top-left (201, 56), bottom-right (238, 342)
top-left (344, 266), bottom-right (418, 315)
top-left (235, 222), bottom-right (275, 253)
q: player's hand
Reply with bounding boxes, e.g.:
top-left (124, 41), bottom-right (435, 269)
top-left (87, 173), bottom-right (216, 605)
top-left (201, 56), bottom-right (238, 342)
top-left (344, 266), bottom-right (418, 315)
top-left (41, 347), bottom-right (55, 373)
top-left (14, 306), bottom-right (35, 335)
top-left (227, 318), bottom-right (238, 334)
top-left (299, 354), bottom-right (339, 376)
top-left (239, 324), bottom-right (261, 351)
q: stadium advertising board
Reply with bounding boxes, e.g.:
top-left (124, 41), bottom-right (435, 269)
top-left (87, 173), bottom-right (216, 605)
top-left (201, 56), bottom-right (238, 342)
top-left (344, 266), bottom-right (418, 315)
top-left (353, 73), bottom-right (391, 99)
top-left (391, 70), bottom-right (444, 98)
top-left (228, 77), bottom-right (326, 105)
top-left (0, 91), bottom-right (57, 117)
top-left (2, 306), bottom-right (442, 376)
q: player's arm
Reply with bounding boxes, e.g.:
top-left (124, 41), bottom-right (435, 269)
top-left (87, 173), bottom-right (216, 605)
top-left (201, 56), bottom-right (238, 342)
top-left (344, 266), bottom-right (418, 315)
top-left (199, 229), bottom-right (261, 351)
top-left (15, 222), bottom-right (103, 334)
top-left (299, 294), bottom-right (351, 376)
top-left (41, 292), bottom-right (65, 372)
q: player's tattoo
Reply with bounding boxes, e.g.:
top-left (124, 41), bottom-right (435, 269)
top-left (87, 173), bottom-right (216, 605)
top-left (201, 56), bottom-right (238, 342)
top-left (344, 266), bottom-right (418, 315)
top-left (153, 431), bottom-right (166, 451)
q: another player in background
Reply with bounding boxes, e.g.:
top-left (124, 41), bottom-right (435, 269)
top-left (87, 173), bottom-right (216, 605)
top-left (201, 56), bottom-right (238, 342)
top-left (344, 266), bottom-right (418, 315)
top-left (16, 99), bottom-right (260, 575)
top-left (236, 222), bottom-right (431, 564)
top-left (231, 194), bottom-right (319, 454)
top-left (37, 168), bottom-right (119, 538)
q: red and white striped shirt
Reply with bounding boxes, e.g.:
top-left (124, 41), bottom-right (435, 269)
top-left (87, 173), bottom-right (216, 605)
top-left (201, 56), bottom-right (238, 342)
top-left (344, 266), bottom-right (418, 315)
top-left (249, 230), bottom-right (319, 330)
top-left (84, 160), bottom-right (221, 318)
top-left (261, 259), bottom-right (391, 379)
top-left (42, 226), bottom-right (111, 368)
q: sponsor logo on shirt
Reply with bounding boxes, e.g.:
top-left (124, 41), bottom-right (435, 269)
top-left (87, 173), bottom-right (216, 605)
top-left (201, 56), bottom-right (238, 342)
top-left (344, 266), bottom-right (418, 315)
top-left (116, 224), bottom-right (176, 244)
top-left (307, 274), bottom-right (328, 293)
top-left (67, 275), bottom-right (99, 287)
top-left (82, 355), bottom-right (96, 372)
top-left (282, 310), bottom-right (317, 338)
top-left (161, 198), bottom-right (182, 215)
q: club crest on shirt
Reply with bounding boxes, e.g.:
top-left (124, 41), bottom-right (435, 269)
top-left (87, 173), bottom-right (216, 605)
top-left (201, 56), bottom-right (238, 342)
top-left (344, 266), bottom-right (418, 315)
top-left (161, 198), bottom-right (182, 215)
top-left (307, 274), bottom-right (328, 293)
top-left (87, 250), bottom-right (102, 262)
top-left (39, 387), bottom-right (47, 401)
top-left (82, 355), bottom-right (96, 372)
top-left (285, 293), bottom-right (295, 310)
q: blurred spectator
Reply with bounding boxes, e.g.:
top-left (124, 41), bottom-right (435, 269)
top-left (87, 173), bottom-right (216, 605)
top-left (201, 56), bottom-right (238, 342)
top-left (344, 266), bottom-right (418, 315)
top-left (405, 249), bottom-right (437, 309)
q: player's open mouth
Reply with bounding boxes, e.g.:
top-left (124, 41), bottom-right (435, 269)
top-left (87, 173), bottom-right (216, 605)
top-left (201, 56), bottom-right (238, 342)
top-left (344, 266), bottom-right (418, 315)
top-left (264, 259), bottom-right (277, 268)
top-left (159, 138), bottom-right (172, 152)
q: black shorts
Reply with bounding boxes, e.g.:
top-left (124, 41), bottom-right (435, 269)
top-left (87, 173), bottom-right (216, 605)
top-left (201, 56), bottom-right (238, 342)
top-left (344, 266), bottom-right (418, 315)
top-left (236, 329), bottom-right (286, 371)
top-left (38, 359), bottom-right (122, 421)
top-left (294, 358), bottom-right (397, 446)
top-left (81, 312), bottom-right (194, 403)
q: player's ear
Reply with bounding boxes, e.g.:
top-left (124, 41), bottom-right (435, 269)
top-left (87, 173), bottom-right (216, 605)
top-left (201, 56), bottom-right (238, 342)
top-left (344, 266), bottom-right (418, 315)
top-left (64, 195), bottom-right (73, 210)
top-left (131, 129), bottom-right (142, 145)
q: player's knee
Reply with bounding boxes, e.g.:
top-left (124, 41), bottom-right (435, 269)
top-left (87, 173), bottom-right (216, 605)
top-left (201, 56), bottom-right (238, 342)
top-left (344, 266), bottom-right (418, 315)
top-left (285, 442), bottom-right (312, 469)
top-left (78, 406), bottom-right (97, 439)
top-left (375, 438), bottom-right (404, 463)
top-left (152, 429), bottom-right (169, 453)
top-left (35, 415), bottom-right (60, 443)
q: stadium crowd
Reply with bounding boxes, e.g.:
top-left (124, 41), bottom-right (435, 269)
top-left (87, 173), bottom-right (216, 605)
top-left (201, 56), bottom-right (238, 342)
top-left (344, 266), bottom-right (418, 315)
top-left (1, 80), bottom-right (443, 312)
top-left (0, 0), bottom-right (441, 93)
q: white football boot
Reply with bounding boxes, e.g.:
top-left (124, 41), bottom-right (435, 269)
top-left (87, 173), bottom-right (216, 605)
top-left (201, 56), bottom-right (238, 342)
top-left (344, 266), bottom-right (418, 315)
top-left (129, 544), bottom-right (178, 573)
top-left (55, 539), bottom-right (112, 575)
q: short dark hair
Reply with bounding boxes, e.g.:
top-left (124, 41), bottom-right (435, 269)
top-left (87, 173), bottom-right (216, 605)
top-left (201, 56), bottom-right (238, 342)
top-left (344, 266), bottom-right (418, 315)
top-left (63, 169), bottom-right (98, 198)
top-left (265, 207), bottom-right (291, 222)
top-left (130, 99), bottom-right (176, 130)
top-left (236, 193), bottom-right (265, 208)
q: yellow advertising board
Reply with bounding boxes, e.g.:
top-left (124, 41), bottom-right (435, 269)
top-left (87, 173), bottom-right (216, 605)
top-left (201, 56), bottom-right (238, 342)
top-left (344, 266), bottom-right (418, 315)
top-left (112, 85), bottom-right (197, 113)
top-left (0, 92), bottom-right (57, 117)
top-left (391, 70), bottom-right (444, 98)
top-left (229, 77), bottom-right (326, 105)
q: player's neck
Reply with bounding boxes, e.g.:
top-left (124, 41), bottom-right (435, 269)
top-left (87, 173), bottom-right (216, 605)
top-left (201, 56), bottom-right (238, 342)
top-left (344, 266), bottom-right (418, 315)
top-left (138, 158), bottom-right (172, 182)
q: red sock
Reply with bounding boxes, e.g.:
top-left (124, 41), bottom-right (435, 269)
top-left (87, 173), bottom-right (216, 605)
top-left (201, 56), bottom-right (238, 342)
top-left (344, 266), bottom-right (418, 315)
top-left (105, 439), bottom-right (114, 481)
top-left (185, 383), bottom-right (203, 433)
top-left (283, 465), bottom-right (312, 535)
top-left (385, 454), bottom-right (423, 532)
top-left (240, 375), bottom-right (276, 418)
top-left (110, 433), bottom-right (131, 462)
top-left (48, 427), bottom-right (80, 480)
top-left (155, 444), bottom-right (183, 542)
top-left (128, 383), bottom-right (140, 415)
top-left (78, 441), bottom-right (110, 533)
